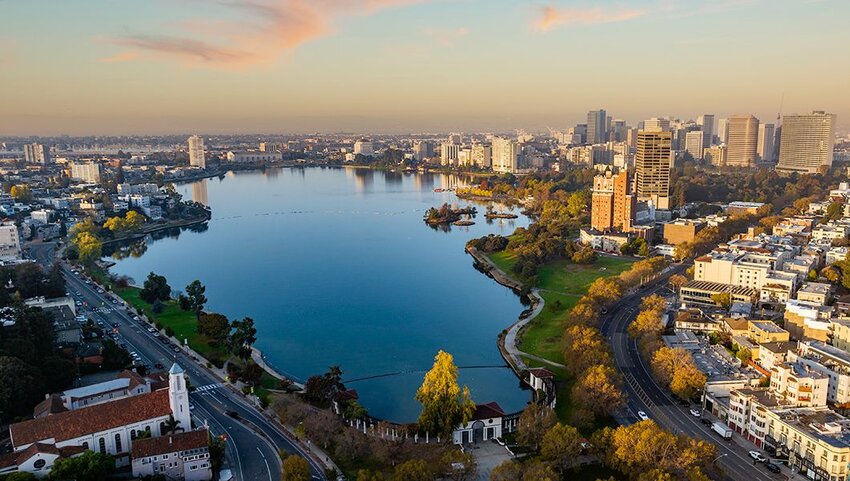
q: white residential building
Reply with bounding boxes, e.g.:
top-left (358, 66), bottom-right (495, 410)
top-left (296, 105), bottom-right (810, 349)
top-left (69, 163), bottom-right (102, 184)
top-left (491, 137), bottom-right (518, 173)
top-left (188, 136), bottom-right (206, 169)
top-left (0, 222), bottom-right (21, 261)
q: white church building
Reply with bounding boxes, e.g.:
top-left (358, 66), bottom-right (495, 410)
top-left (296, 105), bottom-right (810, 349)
top-left (1, 364), bottom-right (192, 477)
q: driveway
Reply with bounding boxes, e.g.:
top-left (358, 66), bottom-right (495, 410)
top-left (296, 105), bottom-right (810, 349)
top-left (468, 441), bottom-right (513, 480)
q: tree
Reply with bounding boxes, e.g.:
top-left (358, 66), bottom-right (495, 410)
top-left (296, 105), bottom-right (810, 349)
top-left (710, 292), bottom-right (732, 310)
top-left (303, 366), bottom-right (345, 405)
top-left (540, 423), bottom-right (582, 473)
top-left (822, 265), bottom-right (841, 283)
top-left (489, 460), bottom-right (523, 481)
top-left (825, 201), bottom-right (844, 222)
top-left (10, 184), bottom-right (32, 201)
top-left (48, 451), bottom-right (115, 481)
top-left (162, 414), bottom-right (182, 434)
top-left (570, 364), bottom-right (625, 421)
top-left (281, 454), bottom-right (310, 481)
top-left (607, 420), bottom-right (716, 479)
top-left (516, 403), bottom-right (557, 449)
top-left (415, 350), bottom-right (475, 438)
top-left (228, 317), bottom-right (257, 360)
top-left (356, 470), bottom-right (385, 481)
top-left (198, 313), bottom-right (230, 341)
top-left (0, 356), bottom-right (46, 420)
top-left (140, 272), bottom-right (171, 303)
top-left (586, 277), bottom-right (622, 307)
top-left (390, 459), bottom-right (434, 481)
top-left (571, 246), bottom-right (597, 264)
top-left (564, 301), bottom-right (599, 327)
top-left (669, 274), bottom-right (688, 293)
top-left (521, 460), bottom-right (558, 481)
top-left (563, 325), bottom-right (611, 376)
top-left (736, 347), bottom-right (752, 365)
top-left (73, 232), bottom-right (103, 264)
top-left (441, 449), bottom-right (476, 481)
top-left (566, 190), bottom-right (590, 218)
top-left (185, 280), bottom-right (208, 319)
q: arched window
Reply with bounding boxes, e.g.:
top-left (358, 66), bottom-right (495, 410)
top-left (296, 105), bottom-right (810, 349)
top-left (98, 437), bottom-right (106, 454)
top-left (81, 442), bottom-right (89, 450)
top-left (130, 429), bottom-right (137, 440)
top-left (159, 422), bottom-right (166, 434)
top-left (114, 433), bottom-right (122, 453)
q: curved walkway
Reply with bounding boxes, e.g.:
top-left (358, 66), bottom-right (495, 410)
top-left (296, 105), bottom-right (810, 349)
top-left (465, 247), bottom-right (562, 373)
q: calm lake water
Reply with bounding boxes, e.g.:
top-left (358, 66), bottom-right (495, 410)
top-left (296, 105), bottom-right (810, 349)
top-left (109, 167), bottom-right (531, 422)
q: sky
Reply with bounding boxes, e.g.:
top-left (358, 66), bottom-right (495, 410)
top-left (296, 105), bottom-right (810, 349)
top-left (1, 0), bottom-right (848, 135)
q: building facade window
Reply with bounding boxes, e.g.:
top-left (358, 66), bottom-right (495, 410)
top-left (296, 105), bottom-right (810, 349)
top-left (98, 437), bottom-right (106, 454)
top-left (115, 433), bottom-right (122, 453)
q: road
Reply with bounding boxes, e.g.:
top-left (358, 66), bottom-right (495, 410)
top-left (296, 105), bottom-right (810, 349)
top-left (599, 264), bottom-right (784, 481)
top-left (26, 242), bottom-right (328, 481)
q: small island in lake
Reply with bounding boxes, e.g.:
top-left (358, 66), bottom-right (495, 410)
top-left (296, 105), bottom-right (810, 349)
top-left (424, 203), bottom-right (477, 225)
top-left (484, 206), bottom-right (518, 219)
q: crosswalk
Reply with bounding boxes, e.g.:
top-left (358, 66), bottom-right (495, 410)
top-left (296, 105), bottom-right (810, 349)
top-left (194, 383), bottom-right (222, 393)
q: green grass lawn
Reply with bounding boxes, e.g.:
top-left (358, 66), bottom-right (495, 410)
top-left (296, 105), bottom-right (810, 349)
top-left (490, 253), bottom-right (634, 364)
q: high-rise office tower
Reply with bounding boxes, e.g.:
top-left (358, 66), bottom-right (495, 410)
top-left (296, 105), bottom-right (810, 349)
top-left (684, 131), bottom-right (705, 160)
top-left (413, 140), bottom-right (435, 161)
top-left (757, 123), bottom-right (776, 163)
top-left (776, 111), bottom-right (837, 174)
top-left (697, 114), bottom-right (715, 147)
top-left (610, 119), bottom-right (627, 142)
top-left (717, 118), bottom-right (730, 145)
top-left (725, 115), bottom-right (759, 167)
top-left (644, 117), bottom-right (671, 132)
top-left (587, 109), bottom-right (607, 144)
top-left (635, 130), bottom-right (672, 210)
top-left (23, 143), bottom-right (50, 164)
top-left (492, 137), bottom-right (518, 173)
top-left (188, 135), bottom-right (206, 169)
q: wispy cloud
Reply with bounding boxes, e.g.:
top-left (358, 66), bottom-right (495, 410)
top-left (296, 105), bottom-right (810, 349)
top-left (103, 0), bottom-right (423, 68)
top-left (533, 4), bottom-right (646, 32)
top-left (421, 27), bottom-right (469, 47)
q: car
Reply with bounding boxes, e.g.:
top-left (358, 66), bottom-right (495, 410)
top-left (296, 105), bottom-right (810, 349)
top-left (173, 346), bottom-right (181, 353)
top-left (637, 411), bottom-right (650, 421)
top-left (112, 322), bottom-right (119, 328)
top-left (119, 343), bottom-right (126, 349)
top-left (154, 362), bottom-right (164, 369)
top-left (133, 316), bottom-right (140, 321)
top-left (749, 451), bottom-right (767, 463)
top-left (690, 408), bottom-right (702, 417)
top-left (189, 403), bottom-right (195, 410)
top-left (764, 462), bottom-right (781, 473)
top-left (700, 418), bottom-right (713, 427)
top-left (147, 327), bottom-right (156, 333)
top-left (97, 288), bottom-right (104, 294)
top-left (226, 410), bottom-right (239, 419)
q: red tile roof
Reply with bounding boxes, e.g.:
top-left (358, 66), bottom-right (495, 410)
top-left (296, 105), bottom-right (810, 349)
top-left (10, 390), bottom-right (172, 448)
top-left (528, 368), bottom-right (555, 379)
top-left (33, 394), bottom-right (68, 418)
top-left (472, 402), bottom-right (504, 420)
top-left (131, 429), bottom-right (209, 459)
top-left (0, 443), bottom-right (85, 470)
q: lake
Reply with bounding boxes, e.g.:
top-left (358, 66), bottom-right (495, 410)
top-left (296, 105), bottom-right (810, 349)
top-left (109, 167), bottom-right (531, 422)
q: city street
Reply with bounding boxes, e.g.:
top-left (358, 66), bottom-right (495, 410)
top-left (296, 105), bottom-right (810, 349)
top-left (600, 265), bottom-right (785, 481)
top-left (26, 242), bottom-right (328, 481)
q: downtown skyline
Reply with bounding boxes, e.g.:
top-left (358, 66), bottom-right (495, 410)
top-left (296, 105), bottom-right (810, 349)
top-left (2, 0), bottom-right (849, 135)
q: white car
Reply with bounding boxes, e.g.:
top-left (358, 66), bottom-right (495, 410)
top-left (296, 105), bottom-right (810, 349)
top-left (637, 411), bottom-right (650, 421)
top-left (749, 451), bottom-right (767, 463)
top-left (689, 408), bottom-right (701, 417)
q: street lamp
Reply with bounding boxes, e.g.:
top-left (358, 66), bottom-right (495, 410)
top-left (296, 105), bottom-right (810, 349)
top-left (713, 453), bottom-right (728, 463)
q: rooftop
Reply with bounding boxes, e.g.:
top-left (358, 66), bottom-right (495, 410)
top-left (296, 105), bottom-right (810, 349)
top-left (131, 428), bottom-right (209, 459)
top-left (10, 389), bottom-right (171, 447)
top-left (61, 378), bottom-right (131, 400)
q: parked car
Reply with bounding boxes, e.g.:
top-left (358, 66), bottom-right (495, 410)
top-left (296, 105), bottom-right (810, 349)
top-left (689, 408), bottom-right (701, 417)
top-left (637, 411), bottom-right (650, 421)
top-left (749, 451), bottom-right (767, 463)
top-left (226, 410), bottom-right (239, 419)
top-left (700, 418), bottom-right (713, 427)
top-left (154, 362), bottom-right (164, 369)
top-left (764, 462), bottom-right (780, 473)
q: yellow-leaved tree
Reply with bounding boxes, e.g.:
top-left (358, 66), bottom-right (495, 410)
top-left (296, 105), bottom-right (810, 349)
top-left (415, 350), bottom-right (475, 438)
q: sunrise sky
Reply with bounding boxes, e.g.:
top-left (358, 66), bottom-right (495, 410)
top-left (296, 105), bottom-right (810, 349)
top-left (2, 0), bottom-right (848, 135)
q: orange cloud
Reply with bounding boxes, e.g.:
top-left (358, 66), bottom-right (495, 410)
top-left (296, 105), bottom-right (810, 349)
top-left (105, 0), bottom-right (423, 68)
top-left (533, 4), bottom-right (646, 32)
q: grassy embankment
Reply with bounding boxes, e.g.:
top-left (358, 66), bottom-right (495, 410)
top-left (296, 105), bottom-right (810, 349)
top-left (486, 249), bottom-right (633, 424)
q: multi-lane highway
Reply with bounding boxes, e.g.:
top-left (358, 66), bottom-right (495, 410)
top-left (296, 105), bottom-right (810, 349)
top-left (600, 265), bottom-right (784, 481)
top-left (26, 242), bottom-right (328, 481)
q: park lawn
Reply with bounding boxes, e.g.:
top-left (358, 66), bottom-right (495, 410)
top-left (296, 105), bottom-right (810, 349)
top-left (115, 285), bottom-right (220, 357)
top-left (489, 253), bottom-right (634, 365)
